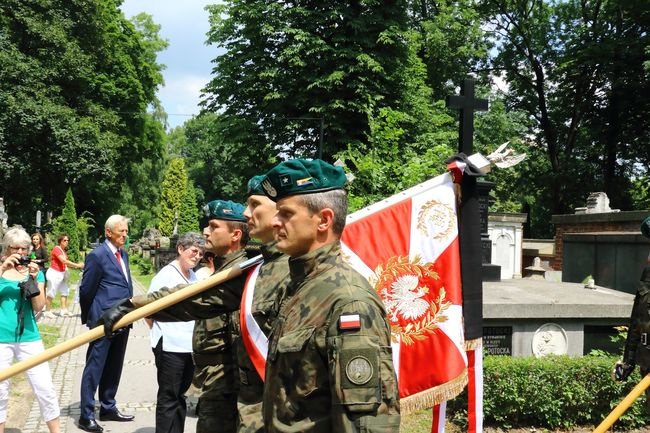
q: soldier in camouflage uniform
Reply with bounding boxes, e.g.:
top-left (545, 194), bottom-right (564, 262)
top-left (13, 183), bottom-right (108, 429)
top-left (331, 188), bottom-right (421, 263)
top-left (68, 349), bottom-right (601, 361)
top-left (99, 200), bottom-right (251, 433)
top-left (230, 175), bottom-right (290, 433)
top-left (615, 216), bottom-right (650, 407)
top-left (259, 159), bottom-right (401, 433)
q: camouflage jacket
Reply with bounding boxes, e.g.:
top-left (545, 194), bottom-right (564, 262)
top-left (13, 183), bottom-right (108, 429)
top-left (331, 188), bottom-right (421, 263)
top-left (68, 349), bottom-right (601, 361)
top-left (262, 241), bottom-right (400, 433)
top-left (624, 265), bottom-right (650, 368)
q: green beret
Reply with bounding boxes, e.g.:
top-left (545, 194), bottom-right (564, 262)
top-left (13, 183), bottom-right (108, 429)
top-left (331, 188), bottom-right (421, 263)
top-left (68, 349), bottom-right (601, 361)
top-left (642, 216), bottom-right (650, 239)
top-left (261, 159), bottom-right (346, 200)
top-left (246, 175), bottom-right (266, 196)
top-left (202, 200), bottom-right (246, 222)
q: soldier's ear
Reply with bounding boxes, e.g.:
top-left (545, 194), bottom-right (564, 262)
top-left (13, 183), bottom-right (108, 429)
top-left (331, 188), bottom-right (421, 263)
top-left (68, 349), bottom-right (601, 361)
top-left (230, 228), bottom-right (243, 244)
top-left (317, 208), bottom-right (334, 233)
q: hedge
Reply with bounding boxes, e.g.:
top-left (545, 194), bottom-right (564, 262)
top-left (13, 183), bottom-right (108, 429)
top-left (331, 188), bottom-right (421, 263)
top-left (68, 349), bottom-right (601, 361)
top-left (446, 355), bottom-right (650, 430)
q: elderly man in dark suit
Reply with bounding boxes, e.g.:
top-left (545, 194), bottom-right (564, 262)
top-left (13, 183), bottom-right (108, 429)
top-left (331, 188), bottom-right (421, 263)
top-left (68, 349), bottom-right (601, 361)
top-left (78, 214), bottom-right (134, 432)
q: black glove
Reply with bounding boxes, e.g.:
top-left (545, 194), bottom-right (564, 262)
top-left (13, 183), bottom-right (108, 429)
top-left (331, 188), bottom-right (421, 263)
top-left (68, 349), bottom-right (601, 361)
top-left (94, 299), bottom-right (135, 338)
top-left (614, 361), bottom-right (635, 382)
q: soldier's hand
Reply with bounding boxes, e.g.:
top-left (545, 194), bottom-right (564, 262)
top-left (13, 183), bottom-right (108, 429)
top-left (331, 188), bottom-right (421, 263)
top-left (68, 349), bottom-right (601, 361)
top-left (613, 361), bottom-right (635, 382)
top-left (94, 298), bottom-right (135, 338)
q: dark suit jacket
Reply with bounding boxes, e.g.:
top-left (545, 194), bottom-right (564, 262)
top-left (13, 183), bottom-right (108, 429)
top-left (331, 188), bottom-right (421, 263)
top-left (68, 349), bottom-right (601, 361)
top-left (79, 240), bottom-right (133, 326)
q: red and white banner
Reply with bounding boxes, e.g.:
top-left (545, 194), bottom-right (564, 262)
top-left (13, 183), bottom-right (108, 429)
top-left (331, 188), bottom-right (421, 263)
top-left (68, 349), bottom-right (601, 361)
top-left (240, 263), bottom-right (267, 381)
top-left (466, 342), bottom-right (484, 433)
top-left (341, 172), bottom-right (467, 414)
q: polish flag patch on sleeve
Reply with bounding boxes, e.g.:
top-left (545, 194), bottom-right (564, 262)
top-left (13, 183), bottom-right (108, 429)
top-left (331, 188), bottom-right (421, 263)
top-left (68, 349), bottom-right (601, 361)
top-left (339, 314), bottom-right (361, 330)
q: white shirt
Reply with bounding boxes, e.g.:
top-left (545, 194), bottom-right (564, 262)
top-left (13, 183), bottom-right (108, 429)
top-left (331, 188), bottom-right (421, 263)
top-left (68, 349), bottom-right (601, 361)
top-left (148, 261), bottom-right (195, 353)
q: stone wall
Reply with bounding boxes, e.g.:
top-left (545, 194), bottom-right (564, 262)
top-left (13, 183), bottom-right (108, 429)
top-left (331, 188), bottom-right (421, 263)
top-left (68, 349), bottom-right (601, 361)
top-left (550, 210), bottom-right (648, 270)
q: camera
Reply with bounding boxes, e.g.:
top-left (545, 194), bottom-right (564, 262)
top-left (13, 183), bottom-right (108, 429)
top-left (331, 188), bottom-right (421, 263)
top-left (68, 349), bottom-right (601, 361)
top-left (16, 255), bottom-right (31, 266)
top-left (18, 278), bottom-right (40, 300)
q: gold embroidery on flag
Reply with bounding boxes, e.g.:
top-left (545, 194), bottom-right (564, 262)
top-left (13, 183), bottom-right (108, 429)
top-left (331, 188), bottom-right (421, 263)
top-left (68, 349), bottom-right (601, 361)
top-left (417, 199), bottom-right (455, 239)
top-left (372, 256), bottom-right (451, 346)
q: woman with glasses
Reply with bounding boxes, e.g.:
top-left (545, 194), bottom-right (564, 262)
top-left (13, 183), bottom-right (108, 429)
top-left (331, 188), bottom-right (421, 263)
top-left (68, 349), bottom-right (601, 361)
top-left (147, 232), bottom-right (204, 433)
top-left (0, 228), bottom-right (61, 433)
top-left (44, 234), bottom-right (83, 318)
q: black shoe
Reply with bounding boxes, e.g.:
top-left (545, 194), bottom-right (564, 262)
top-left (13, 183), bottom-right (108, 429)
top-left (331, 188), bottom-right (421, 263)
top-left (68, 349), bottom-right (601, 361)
top-left (78, 417), bottom-right (103, 432)
top-left (99, 408), bottom-right (135, 422)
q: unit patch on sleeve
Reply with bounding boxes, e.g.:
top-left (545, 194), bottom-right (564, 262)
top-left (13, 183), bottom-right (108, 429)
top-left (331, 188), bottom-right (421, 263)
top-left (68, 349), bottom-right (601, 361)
top-left (345, 356), bottom-right (374, 385)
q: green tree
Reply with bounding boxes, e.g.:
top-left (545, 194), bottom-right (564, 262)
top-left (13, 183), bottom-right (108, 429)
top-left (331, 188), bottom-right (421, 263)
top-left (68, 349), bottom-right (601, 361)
top-left (203, 0), bottom-right (412, 160)
top-left (178, 180), bottom-right (200, 235)
top-left (339, 30), bottom-right (459, 210)
top-left (0, 1), bottom-right (167, 228)
top-left (478, 0), bottom-right (650, 235)
top-left (180, 112), bottom-right (277, 203)
top-left (51, 188), bottom-right (80, 262)
top-left (76, 211), bottom-right (95, 252)
top-left (406, 0), bottom-right (489, 100)
top-left (158, 158), bottom-right (188, 236)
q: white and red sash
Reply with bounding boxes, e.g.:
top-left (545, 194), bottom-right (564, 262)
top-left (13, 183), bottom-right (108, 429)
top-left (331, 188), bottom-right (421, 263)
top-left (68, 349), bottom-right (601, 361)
top-left (239, 262), bottom-right (267, 381)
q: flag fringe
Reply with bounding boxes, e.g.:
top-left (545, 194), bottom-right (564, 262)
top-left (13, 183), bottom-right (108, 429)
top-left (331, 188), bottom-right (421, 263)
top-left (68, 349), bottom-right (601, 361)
top-left (399, 370), bottom-right (468, 415)
top-left (464, 337), bottom-right (483, 351)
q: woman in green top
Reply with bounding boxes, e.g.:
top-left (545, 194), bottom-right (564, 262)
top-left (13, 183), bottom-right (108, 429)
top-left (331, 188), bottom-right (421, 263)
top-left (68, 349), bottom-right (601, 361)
top-left (0, 228), bottom-right (60, 433)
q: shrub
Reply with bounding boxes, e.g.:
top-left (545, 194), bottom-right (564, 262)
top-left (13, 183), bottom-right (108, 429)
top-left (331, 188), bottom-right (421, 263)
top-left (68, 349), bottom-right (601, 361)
top-left (137, 259), bottom-right (153, 275)
top-left (447, 354), bottom-right (650, 430)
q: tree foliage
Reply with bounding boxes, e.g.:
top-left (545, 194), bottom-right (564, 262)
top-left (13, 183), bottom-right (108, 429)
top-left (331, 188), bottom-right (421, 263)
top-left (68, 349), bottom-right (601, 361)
top-left (178, 180), bottom-right (200, 235)
top-left (478, 0), bottom-right (650, 235)
top-left (0, 0), bottom-right (167, 235)
top-left (203, 0), bottom-right (412, 160)
top-left (2, 0), bottom-right (649, 243)
top-left (158, 158), bottom-right (188, 237)
top-left (51, 188), bottom-right (80, 262)
top-left (178, 113), bottom-right (278, 203)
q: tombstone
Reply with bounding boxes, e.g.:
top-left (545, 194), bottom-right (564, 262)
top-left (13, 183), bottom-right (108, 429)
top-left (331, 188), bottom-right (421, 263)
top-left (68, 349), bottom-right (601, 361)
top-left (523, 257), bottom-right (546, 280)
top-left (488, 212), bottom-right (526, 279)
top-left (154, 236), bottom-right (175, 271)
top-left (574, 192), bottom-right (620, 214)
top-left (483, 278), bottom-right (633, 356)
top-left (478, 182), bottom-right (501, 281)
top-left (141, 227), bottom-right (162, 248)
top-left (551, 192), bottom-right (649, 292)
top-left (0, 198), bottom-right (8, 237)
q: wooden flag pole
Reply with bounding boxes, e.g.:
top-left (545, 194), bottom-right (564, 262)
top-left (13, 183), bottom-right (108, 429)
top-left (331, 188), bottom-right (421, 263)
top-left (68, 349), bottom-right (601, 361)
top-left (0, 254), bottom-right (263, 382)
top-left (592, 374), bottom-right (650, 433)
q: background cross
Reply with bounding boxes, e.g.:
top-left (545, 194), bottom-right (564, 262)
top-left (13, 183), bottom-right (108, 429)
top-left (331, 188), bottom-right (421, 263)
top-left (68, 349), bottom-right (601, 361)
top-left (446, 79), bottom-right (488, 154)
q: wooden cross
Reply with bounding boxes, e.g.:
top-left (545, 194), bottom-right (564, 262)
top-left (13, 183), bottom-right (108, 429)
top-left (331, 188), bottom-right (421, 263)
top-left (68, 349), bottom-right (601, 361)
top-left (446, 79), bottom-right (488, 154)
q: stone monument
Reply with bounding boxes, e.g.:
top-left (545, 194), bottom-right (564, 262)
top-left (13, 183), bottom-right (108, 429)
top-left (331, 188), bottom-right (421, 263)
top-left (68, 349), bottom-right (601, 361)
top-left (488, 212), bottom-right (527, 279)
top-left (0, 198), bottom-right (8, 237)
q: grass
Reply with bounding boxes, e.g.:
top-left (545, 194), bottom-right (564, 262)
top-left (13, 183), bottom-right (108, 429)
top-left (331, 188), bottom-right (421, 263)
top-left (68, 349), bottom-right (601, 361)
top-left (400, 409), bottom-right (463, 433)
top-left (130, 265), bottom-right (154, 290)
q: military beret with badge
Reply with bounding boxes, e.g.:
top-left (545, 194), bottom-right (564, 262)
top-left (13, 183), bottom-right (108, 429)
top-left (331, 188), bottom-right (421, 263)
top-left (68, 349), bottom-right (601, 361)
top-left (246, 175), bottom-right (266, 196)
top-left (260, 158), bottom-right (347, 201)
top-left (202, 199), bottom-right (247, 222)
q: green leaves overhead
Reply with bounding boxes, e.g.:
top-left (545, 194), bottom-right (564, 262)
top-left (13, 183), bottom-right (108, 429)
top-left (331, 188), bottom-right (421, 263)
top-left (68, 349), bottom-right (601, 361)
top-left (203, 0), bottom-right (412, 160)
top-left (0, 0), bottom-right (166, 230)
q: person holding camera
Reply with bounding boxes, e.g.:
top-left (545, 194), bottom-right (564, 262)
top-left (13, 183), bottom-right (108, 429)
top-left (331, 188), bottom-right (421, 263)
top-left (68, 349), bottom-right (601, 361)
top-left (44, 233), bottom-right (83, 318)
top-left (0, 227), bottom-right (60, 433)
